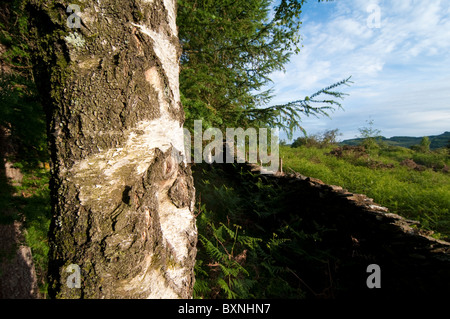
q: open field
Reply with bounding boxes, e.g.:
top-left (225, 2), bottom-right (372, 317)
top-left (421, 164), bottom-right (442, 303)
top-left (280, 144), bottom-right (450, 240)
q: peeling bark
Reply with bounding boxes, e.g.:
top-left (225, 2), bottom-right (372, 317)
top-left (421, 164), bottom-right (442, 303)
top-left (29, 0), bottom-right (196, 298)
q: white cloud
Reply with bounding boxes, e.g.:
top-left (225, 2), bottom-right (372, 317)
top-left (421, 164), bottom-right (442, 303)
top-left (269, 0), bottom-right (450, 141)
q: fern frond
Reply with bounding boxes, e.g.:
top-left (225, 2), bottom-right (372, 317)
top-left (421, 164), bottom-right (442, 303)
top-left (219, 222), bottom-right (237, 240)
top-left (200, 233), bottom-right (228, 262)
top-left (217, 278), bottom-right (237, 299)
top-left (237, 235), bottom-right (263, 248)
top-left (193, 278), bottom-right (211, 299)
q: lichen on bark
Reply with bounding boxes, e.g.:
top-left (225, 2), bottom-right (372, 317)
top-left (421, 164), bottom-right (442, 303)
top-left (28, 0), bottom-right (196, 298)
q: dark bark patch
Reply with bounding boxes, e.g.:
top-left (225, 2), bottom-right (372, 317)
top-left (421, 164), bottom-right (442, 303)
top-left (122, 186), bottom-right (132, 205)
top-left (169, 174), bottom-right (193, 208)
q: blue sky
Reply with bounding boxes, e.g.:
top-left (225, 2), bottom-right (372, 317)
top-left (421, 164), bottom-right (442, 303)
top-left (269, 0), bottom-right (450, 141)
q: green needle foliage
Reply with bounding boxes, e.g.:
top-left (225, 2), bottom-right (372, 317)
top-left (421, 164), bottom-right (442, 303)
top-left (239, 76), bottom-right (352, 138)
top-left (178, 0), bottom-right (350, 136)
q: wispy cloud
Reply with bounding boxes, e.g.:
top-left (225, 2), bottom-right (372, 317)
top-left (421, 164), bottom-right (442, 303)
top-left (270, 0), bottom-right (450, 141)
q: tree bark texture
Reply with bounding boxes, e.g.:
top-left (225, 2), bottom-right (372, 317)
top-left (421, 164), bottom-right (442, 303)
top-left (29, 0), bottom-right (196, 298)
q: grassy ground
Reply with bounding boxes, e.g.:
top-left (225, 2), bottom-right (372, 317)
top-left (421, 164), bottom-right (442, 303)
top-left (15, 166), bottom-right (51, 294)
top-left (280, 144), bottom-right (450, 240)
top-left (0, 162), bottom-right (50, 296)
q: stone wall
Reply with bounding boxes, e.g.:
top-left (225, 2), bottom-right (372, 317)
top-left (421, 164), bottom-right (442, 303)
top-left (248, 163), bottom-right (450, 298)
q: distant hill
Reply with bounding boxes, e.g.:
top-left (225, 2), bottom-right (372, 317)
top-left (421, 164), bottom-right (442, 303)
top-left (340, 131), bottom-right (450, 150)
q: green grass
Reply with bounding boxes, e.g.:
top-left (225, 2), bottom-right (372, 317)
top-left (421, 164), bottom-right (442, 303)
top-left (17, 168), bottom-right (51, 295)
top-left (281, 145), bottom-right (450, 239)
top-left (0, 165), bottom-right (51, 297)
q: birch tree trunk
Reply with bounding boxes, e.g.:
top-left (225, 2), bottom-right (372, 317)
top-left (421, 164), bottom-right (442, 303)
top-left (29, 0), bottom-right (196, 298)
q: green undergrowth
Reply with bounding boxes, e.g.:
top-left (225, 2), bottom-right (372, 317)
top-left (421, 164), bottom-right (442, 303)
top-left (0, 164), bottom-right (51, 296)
top-left (18, 167), bottom-right (51, 295)
top-left (281, 144), bottom-right (450, 240)
top-left (192, 163), bottom-right (336, 299)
